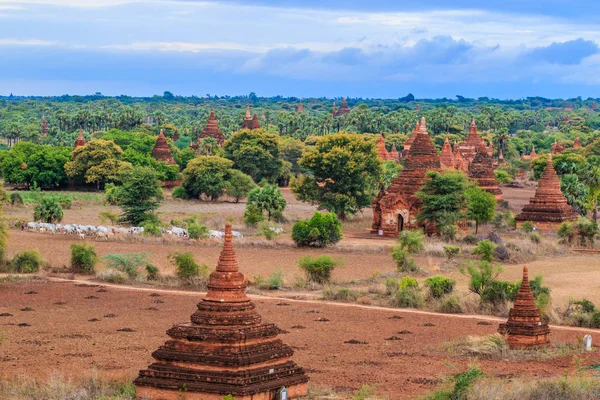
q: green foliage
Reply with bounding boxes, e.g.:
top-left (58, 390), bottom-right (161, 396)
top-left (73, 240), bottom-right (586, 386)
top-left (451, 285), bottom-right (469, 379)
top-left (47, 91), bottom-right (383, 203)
top-left (529, 232), bottom-right (541, 243)
top-left (223, 129), bottom-right (283, 182)
top-left (461, 261), bottom-right (504, 298)
top-left (0, 187), bottom-right (8, 204)
top-left (227, 170), bottom-right (256, 202)
top-left (471, 240), bottom-right (495, 261)
top-left (65, 139), bottom-right (131, 188)
top-left (424, 276), bottom-right (456, 298)
top-left (99, 210), bottom-right (119, 225)
top-left (263, 270), bottom-right (284, 289)
top-left (259, 222), bottom-right (279, 240)
top-left (298, 255), bottom-right (343, 284)
top-left (118, 166), bottom-right (164, 225)
top-left (145, 264), bottom-right (159, 280)
top-left (443, 245), bottom-right (461, 259)
top-left (350, 384), bottom-right (377, 400)
top-left (437, 295), bottom-right (463, 314)
top-left (398, 276), bottom-right (419, 289)
top-left (103, 182), bottom-right (122, 205)
top-left (462, 234), bottom-right (478, 244)
top-left (9, 192), bottom-right (23, 206)
top-left (33, 196), bottom-right (64, 223)
top-left (560, 174), bottom-right (588, 214)
top-left (439, 224), bottom-right (458, 242)
top-left (393, 286), bottom-right (424, 308)
top-left (187, 222), bottom-right (209, 239)
top-left (169, 251), bottom-right (208, 280)
top-left (391, 246), bottom-right (419, 272)
top-left (291, 212), bottom-right (343, 248)
top-left (171, 185), bottom-right (188, 199)
top-left (246, 184), bottom-right (286, 221)
top-left (0, 212), bottom-right (8, 263)
top-left (102, 252), bottom-right (149, 279)
top-left (520, 220), bottom-right (534, 233)
top-left (465, 186), bottom-right (497, 233)
top-left (0, 142), bottom-right (71, 188)
top-left (417, 170), bottom-right (468, 232)
top-left (142, 221), bottom-right (162, 237)
top-left (70, 243), bottom-right (98, 274)
top-left (243, 204), bottom-right (265, 227)
top-left (98, 267), bottom-right (128, 284)
top-left (557, 217), bottom-right (599, 246)
top-left (493, 169), bottom-right (513, 184)
top-left (11, 249), bottom-right (44, 273)
top-left (181, 156), bottom-right (234, 200)
top-left (397, 229), bottom-right (424, 254)
top-left (292, 133), bottom-right (383, 219)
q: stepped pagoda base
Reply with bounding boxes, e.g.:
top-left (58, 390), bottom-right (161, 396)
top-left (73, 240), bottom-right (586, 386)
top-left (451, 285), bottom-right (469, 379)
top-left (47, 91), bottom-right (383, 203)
top-left (137, 383), bottom-right (307, 400)
top-left (516, 220), bottom-right (567, 232)
top-left (497, 325), bottom-right (550, 349)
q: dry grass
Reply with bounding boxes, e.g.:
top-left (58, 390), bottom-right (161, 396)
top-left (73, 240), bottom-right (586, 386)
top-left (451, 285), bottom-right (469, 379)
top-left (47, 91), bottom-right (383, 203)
top-left (468, 376), bottom-right (600, 400)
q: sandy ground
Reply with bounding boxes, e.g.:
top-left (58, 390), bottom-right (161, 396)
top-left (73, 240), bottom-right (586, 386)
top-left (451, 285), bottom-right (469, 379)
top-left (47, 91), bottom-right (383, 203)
top-left (1, 280), bottom-right (599, 400)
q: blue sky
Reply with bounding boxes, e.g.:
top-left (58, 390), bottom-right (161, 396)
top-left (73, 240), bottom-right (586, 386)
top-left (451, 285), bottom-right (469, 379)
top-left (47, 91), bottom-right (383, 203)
top-left (1, 0), bottom-right (600, 98)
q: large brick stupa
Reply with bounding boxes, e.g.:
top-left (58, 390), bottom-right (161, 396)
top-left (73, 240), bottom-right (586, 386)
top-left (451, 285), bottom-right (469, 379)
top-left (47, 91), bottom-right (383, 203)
top-left (198, 109), bottom-right (225, 146)
top-left (135, 222), bottom-right (309, 399)
top-left (468, 142), bottom-right (503, 201)
top-left (152, 129), bottom-right (176, 165)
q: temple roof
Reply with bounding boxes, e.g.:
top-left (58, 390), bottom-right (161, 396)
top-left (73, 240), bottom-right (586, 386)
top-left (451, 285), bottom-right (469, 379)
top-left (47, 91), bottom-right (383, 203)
top-left (333, 97), bottom-right (351, 117)
top-left (403, 120), bottom-right (420, 151)
top-left (574, 136), bottom-right (581, 149)
top-left (297, 100), bottom-right (304, 113)
top-left (151, 129), bottom-right (176, 165)
top-left (74, 128), bottom-right (87, 149)
top-left (440, 137), bottom-right (455, 169)
top-left (199, 109), bottom-right (225, 146)
top-left (469, 141), bottom-right (502, 200)
top-left (242, 105), bottom-right (261, 130)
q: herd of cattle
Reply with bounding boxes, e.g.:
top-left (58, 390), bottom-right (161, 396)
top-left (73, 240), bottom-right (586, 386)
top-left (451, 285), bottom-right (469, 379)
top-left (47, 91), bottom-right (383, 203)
top-left (24, 222), bottom-right (244, 240)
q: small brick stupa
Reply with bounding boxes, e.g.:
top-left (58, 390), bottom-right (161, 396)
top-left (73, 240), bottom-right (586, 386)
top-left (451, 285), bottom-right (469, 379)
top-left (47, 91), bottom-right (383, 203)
top-left (74, 128), bottom-right (87, 149)
top-left (551, 140), bottom-right (565, 155)
top-left (455, 119), bottom-right (492, 162)
top-left (41, 116), bottom-right (49, 137)
top-left (515, 154), bottom-right (577, 230)
top-left (372, 118), bottom-right (440, 236)
top-left (574, 136), bottom-right (581, 149)
top-left (403, 120), bottom-right (420, 155)
top-left (135, 223), bottom-right (308, 399)
top-left (297, 100), bottom-right (304, 113)
top-left (521, 145), bottom-right (537, 161)
top-left (498, 265), bottom-right (550, 349)
top-left (152, 129), bottom-right (176, 165)
top-left (199, 109), bottom-right (225, 146)
top-left (469, 142), bottom-right (502, 201)
top-left (389, 144), bottom-right (400, 162)
top-left (242, 105), bottom-right (261, 130)
top-left (440, 137), bottom-right (456, 169)
top-left (333, 97), bottom-right (351, 117)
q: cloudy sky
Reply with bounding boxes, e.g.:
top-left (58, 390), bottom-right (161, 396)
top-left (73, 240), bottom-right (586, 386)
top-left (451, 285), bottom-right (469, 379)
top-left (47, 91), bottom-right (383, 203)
top-left (1, 0), bottom-right (600, 98)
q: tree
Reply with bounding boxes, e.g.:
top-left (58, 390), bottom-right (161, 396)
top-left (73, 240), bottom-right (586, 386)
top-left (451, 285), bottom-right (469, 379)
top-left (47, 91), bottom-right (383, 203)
top-left (247, 184), bottom-right (287, 221)
top-left (279, 136), bottom-right (305, 175)
top-left (65, 140), bottom-right (131, 190)
top-left (292, 133), bottom-right (382, 220)
top-left (582, 163), bottom-right (600, 223)
top-left (416, 170), bottom-right (468, 232)
top-left (33, 197), bottom-right (64, 223)
top-left (0, 142), bottom-right (71, 188)
top-left (223, 129), bottom-right (282, 182)
top-left (118, 166), bottom-right (164, 225)
top-left (181, 156), bottom-right (234, 201)
top-left (465, 187), bottom-right (497, 233)
top-left (227, 170), bottom-right (256, 202)
top-left (561, 174), bottom-right (588, 215)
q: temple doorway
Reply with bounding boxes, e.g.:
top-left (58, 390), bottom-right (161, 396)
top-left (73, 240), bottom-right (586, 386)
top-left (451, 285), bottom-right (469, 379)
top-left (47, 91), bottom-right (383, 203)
top-left (397, 214), bottom-right (404, 233)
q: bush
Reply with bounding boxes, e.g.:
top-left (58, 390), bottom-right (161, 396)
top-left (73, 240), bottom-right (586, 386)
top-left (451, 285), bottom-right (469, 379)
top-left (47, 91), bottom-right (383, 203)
top-left (0, 187), bottom-right (8, 204)
top-left (529, 233), bottom-right (541, 243)
top-left (520, 220), bottom-right (534, 233)
top-left (97, 267), bottom-right (128, 284)
top-left (142, 222), bottom-right (162, 237)
top-left (462, 234), bottom-right (478, 244)
top-left (172, 186), bottom-right (189, 200)
top-left (11, 249), bottom-right (44, 273)
top-left (424, 275), bottom-right (456, 298)
top-left (385, 278), bottom-right (399, 295)
top-left (393, 287), bottom-right (424, 308)
top-left (263, 270), bottom-right (284, 289)
top-left (70, 243), bottom-right (98, 274)
top-left (33, 197), bottom-right (64, 223)
top-left (494, 169), bottom-right (513, 184)
top-left (170, 251), bottom-right (208, 280)
top-left (471, 240), bottom-right (495, 261)
top-left (102, 252), bottom-right (149, 279)
top-left (259, 222), bottom-right (279, 240)
top-left (443, 245), bottom-right (461, 259)
top-left (243, 204), bottom-right (264, 227)
top-left (437, 295), bottom-right (463, 313)
top-left (99, 210), bottom-right (119, 225)
top-left (398, 229), bottom-right (424, 254)
top-left (493, 245), bottom-right (510, 261)
top-left (486, 231), bottom-right (503, 244)
top-left (58, 197), bottom-right (73, 209)
top-left (227, 170), bottom-right (256, 202)
top-left (391, 246), bottom-right (419, 272)
top-left (292, 212), bottom-right (343, 248)
top-left (10, 192), bottom-right (23, 206)
top-left (398, 276), bottom-right (419, 289)
top-left (440, 224), bottom-right (458, 242)
top-left (323, 287), bottom-right (359, 302)
top-left (104, 183), bottom-right (122, 205)
top-left (298, 255), bottom-right (342, 284)
top-left (187, 222), bottom-right (209, 239)
top-left (145, 264), bottom-right (159, 280)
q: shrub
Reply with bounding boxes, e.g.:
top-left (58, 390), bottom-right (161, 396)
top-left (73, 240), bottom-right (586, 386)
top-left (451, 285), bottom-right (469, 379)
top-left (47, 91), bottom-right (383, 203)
top-left (10, 192), bottom-right (23, 206)
top-left (97, 267), bottom-right (128, 284)
top-left (298, 255), bottom-right (342, 284)
top-left (437, 295), bottom-right (463, 313)
top-left (33, 197), bottom-right (64, 223)
top-left (323, 287), bottom-right (359, 302)
top-left (227, 170), bottom-right (255, 202)
top-left (169, 251), bottom-right (208, 280)
top-left (440, 224), bottom-right (458, 242)
top-left (529, 233), bottom-right (541, 244)
top-left (462, 234), bottom-right (478, 244)
top-left (104, 183), bottom-right (122, 205)
top-left (187, 222), bottom-right (209, 239)
top-left (592, 311), bottom-right (600, 328)
top-left (58, 197), bottom-right (73, 209)
top-left (461, 261), bottom-right (504, 298)
top-left (391, 246), bottom-right (419, 272)
top-left (292, 212), bottom-right (343, 248)
top-left (259, 222), bottom-right (279, 240)
top-left (486, 231), bottom-right (503, 244)
top-left (385, 278), bottom-right (399, 295)
top-left (494, 169), bottom-right (513, 184)
top-left (243, 204), bottom-right (264, 227)
top-left (102, 252), bottom-right (149, 279)
top-left (11, 249), bottom-right (44, 273)
top-left (0, 187), bottom-right (8, 204)
top-left (145, 264), bottom-right (159, 280)
top-left (398, 229), bottom-right (424, 254)
top-left (424, 275), bottom-right (456, 298)
top-left (393, 287), bottom-right (424, 308)
top-left (99, 210), bottom-right (119, 225)
top-left (471, 240), bottom-right (495, 261)
top-left (493, 245), bottom-right (510, 261)
top-left (557, 218), bottom-right (598, 247)
top-left (398, 276), bottom-right (419, 289)
top-left (70, 243), bottom-right (98, 274)
top-left (443, 245), bottom-right (461, 259)
top-left (142, 222), bottom-right (162, 237)
top-left (263, 270), bottom-right (284, 289)
top-left (172, 186), bottom-right (189, 200)
top-left (520, 220), bottom-right (534, 233)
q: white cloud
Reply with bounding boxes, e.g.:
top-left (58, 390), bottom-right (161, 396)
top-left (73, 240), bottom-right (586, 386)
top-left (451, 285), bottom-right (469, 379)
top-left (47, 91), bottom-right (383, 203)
top-left (0, 38), bottom-right (58, 46)
top-left (102, 41), bottom-right (269, 53)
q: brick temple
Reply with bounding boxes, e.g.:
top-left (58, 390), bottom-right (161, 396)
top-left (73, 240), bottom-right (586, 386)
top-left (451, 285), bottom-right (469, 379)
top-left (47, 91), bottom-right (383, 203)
top-left (574, 136), bottom-right (581, 149)
top-left (498, 265), bottom-right (551, 349)
top-left (468, 142), bottom-right (502, 201)
top-left (515, 154), bottom-right (577, 230)
top-left (454, 119), bottom-right (493, 163)
top-left (402, 120), bottom-right (420, 157)
top-left (551, 140), bottom-right (565, 155)
top-left (242, 105), bottom-right (261, 130)
top-left (521, 145), bottom-right (537, 161)
top-left (332, 97), bottom-right (351, 117)
top-left (152, 129), bottom-right (176, 165)
top-left (376, 134), bottom-right (399, 162)
top-left (371, 118), bottom-right (440, 236)
top-left (74, 128), bottom-right (87, 150)
top-left (198, 109), bottom-right (225, 146)
top-left (297, 100), bottom-right (304, 113)
top-left (135, 222), bottom-right (309, 400)
top-left (439, 137), bottom-right (455, 169)
top-left (41, 116), bottom-right (49, 137)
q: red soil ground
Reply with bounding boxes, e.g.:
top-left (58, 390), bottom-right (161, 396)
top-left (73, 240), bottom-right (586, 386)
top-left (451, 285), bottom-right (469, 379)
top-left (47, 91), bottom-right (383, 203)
top-left (1, 280), bottom-right (599, 399)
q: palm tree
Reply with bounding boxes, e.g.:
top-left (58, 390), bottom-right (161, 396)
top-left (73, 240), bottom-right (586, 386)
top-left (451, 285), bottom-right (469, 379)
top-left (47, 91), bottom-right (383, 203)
top-left (582, 164), bottom-right (600, 223)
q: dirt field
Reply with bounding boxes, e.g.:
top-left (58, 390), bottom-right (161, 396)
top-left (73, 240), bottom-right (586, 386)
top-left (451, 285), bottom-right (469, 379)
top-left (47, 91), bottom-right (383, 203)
top-left (1, 280), bottom-right (599, 400)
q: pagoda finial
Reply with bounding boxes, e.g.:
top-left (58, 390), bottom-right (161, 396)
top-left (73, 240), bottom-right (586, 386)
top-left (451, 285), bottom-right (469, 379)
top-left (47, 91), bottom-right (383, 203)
top-left (245, 104), bottom-right (251, 119)
top-left (159, 129), bottom-right (165, 138)
top-left (418, 117), bottom-right (427, 134)
top-left (522, 264), bottom-right (529, 281)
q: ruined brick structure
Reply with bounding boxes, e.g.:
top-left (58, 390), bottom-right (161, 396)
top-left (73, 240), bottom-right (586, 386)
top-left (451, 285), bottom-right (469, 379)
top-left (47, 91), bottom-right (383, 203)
top-left (454, 119), bottom-right (492, 163)
top-left (574, 136), bottom-right (581, 149)
top-left (402, 120), bottom-right (420, 157)
top-left (439, 137), bottom-right (455, 169)
top-left (333, 97), bottom-right (351, 117)
top-left (152, 129), bottom-right (176, 165)
top-left (297, 100), bottom-right (304, 113)
top-left (521, 145), bottom-right (537, 161)
top-left (135, 223), bottom-right (309, 400)
top-left (498, 265), bottom-right (551, 349)
top-left (74, 128), bottom-right (87, 150)
top-left (468, 143), bottom-right (503, 201)
top-left (242, 105), bottom-right (261, 130)
top-left (515, 154), bottom-right (577, 230)
top-left (551, 141), bottom-right (565, 155)
top-left (199, 109), bottom-right (225, 146)
top-left (389, 144), bottom-right (400, 162)
top-left (41, 116), bottom-right (49, 137)
top-left (497, 148), bottom-right (506, 166)
top-left (376, 134), bottom-right (399, 162)
top-left (371, 118), bottom-right (440, 236)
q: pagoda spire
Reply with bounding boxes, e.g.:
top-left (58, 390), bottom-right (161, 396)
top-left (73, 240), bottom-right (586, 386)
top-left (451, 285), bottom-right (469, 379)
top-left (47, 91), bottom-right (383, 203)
top-left (74, 128), bottom-right (87, 149)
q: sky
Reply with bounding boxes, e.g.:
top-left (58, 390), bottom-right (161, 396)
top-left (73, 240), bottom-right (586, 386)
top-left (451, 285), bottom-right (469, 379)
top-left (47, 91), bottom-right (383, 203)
top-left (1, 0), bottom-right (600, 99)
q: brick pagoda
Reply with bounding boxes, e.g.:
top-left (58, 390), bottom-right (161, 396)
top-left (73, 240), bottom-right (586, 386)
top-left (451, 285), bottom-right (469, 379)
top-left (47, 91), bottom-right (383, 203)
top-left (242, 105), bottom-right (261, 130)
top-left (515, 154), bottom-right (577, 230)
top-left (469, 142), bottom-right (502, 201)
top-left (297, 100), bottom-right (304, 113)
top-left (371, 117), bottom-right (440, 236)
top-left (199, 109), bottom-right (225, 146)
top-left (41, 116), bottom-right (49, 137)
top-left (551, 140), bottom-right (565, 155)
top-left (521, 145), bottom-right (537, 161)
top-left (389, 144), bottom-right (400, 162)
top-left (333, 97), bottom-right (351, 117)
top-left (402, 120), bottom-right (420, 156)
top-left (498, 265), bottom-right (551, 349)
top-left (574, 136), bottom-right (581, 149)
top-left (74, 128), bottom-right (87, 149)
top-left (440, 137), bottom-right (455, 169)
top-left (135, 222), bottom-right (309, 399)
top-left (152, 129), bottom-right (176, 165)
top-left (454, 119), bottom-right (492, 163)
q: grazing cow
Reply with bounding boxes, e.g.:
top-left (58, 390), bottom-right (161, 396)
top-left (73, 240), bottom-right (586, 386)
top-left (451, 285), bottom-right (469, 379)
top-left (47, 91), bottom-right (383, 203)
top-left (209, 230), bottom-right (224, 239)
top-left (79, 233), bottom-right (85, 240)
top-left (27, 222), bottom-right (39, 231)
